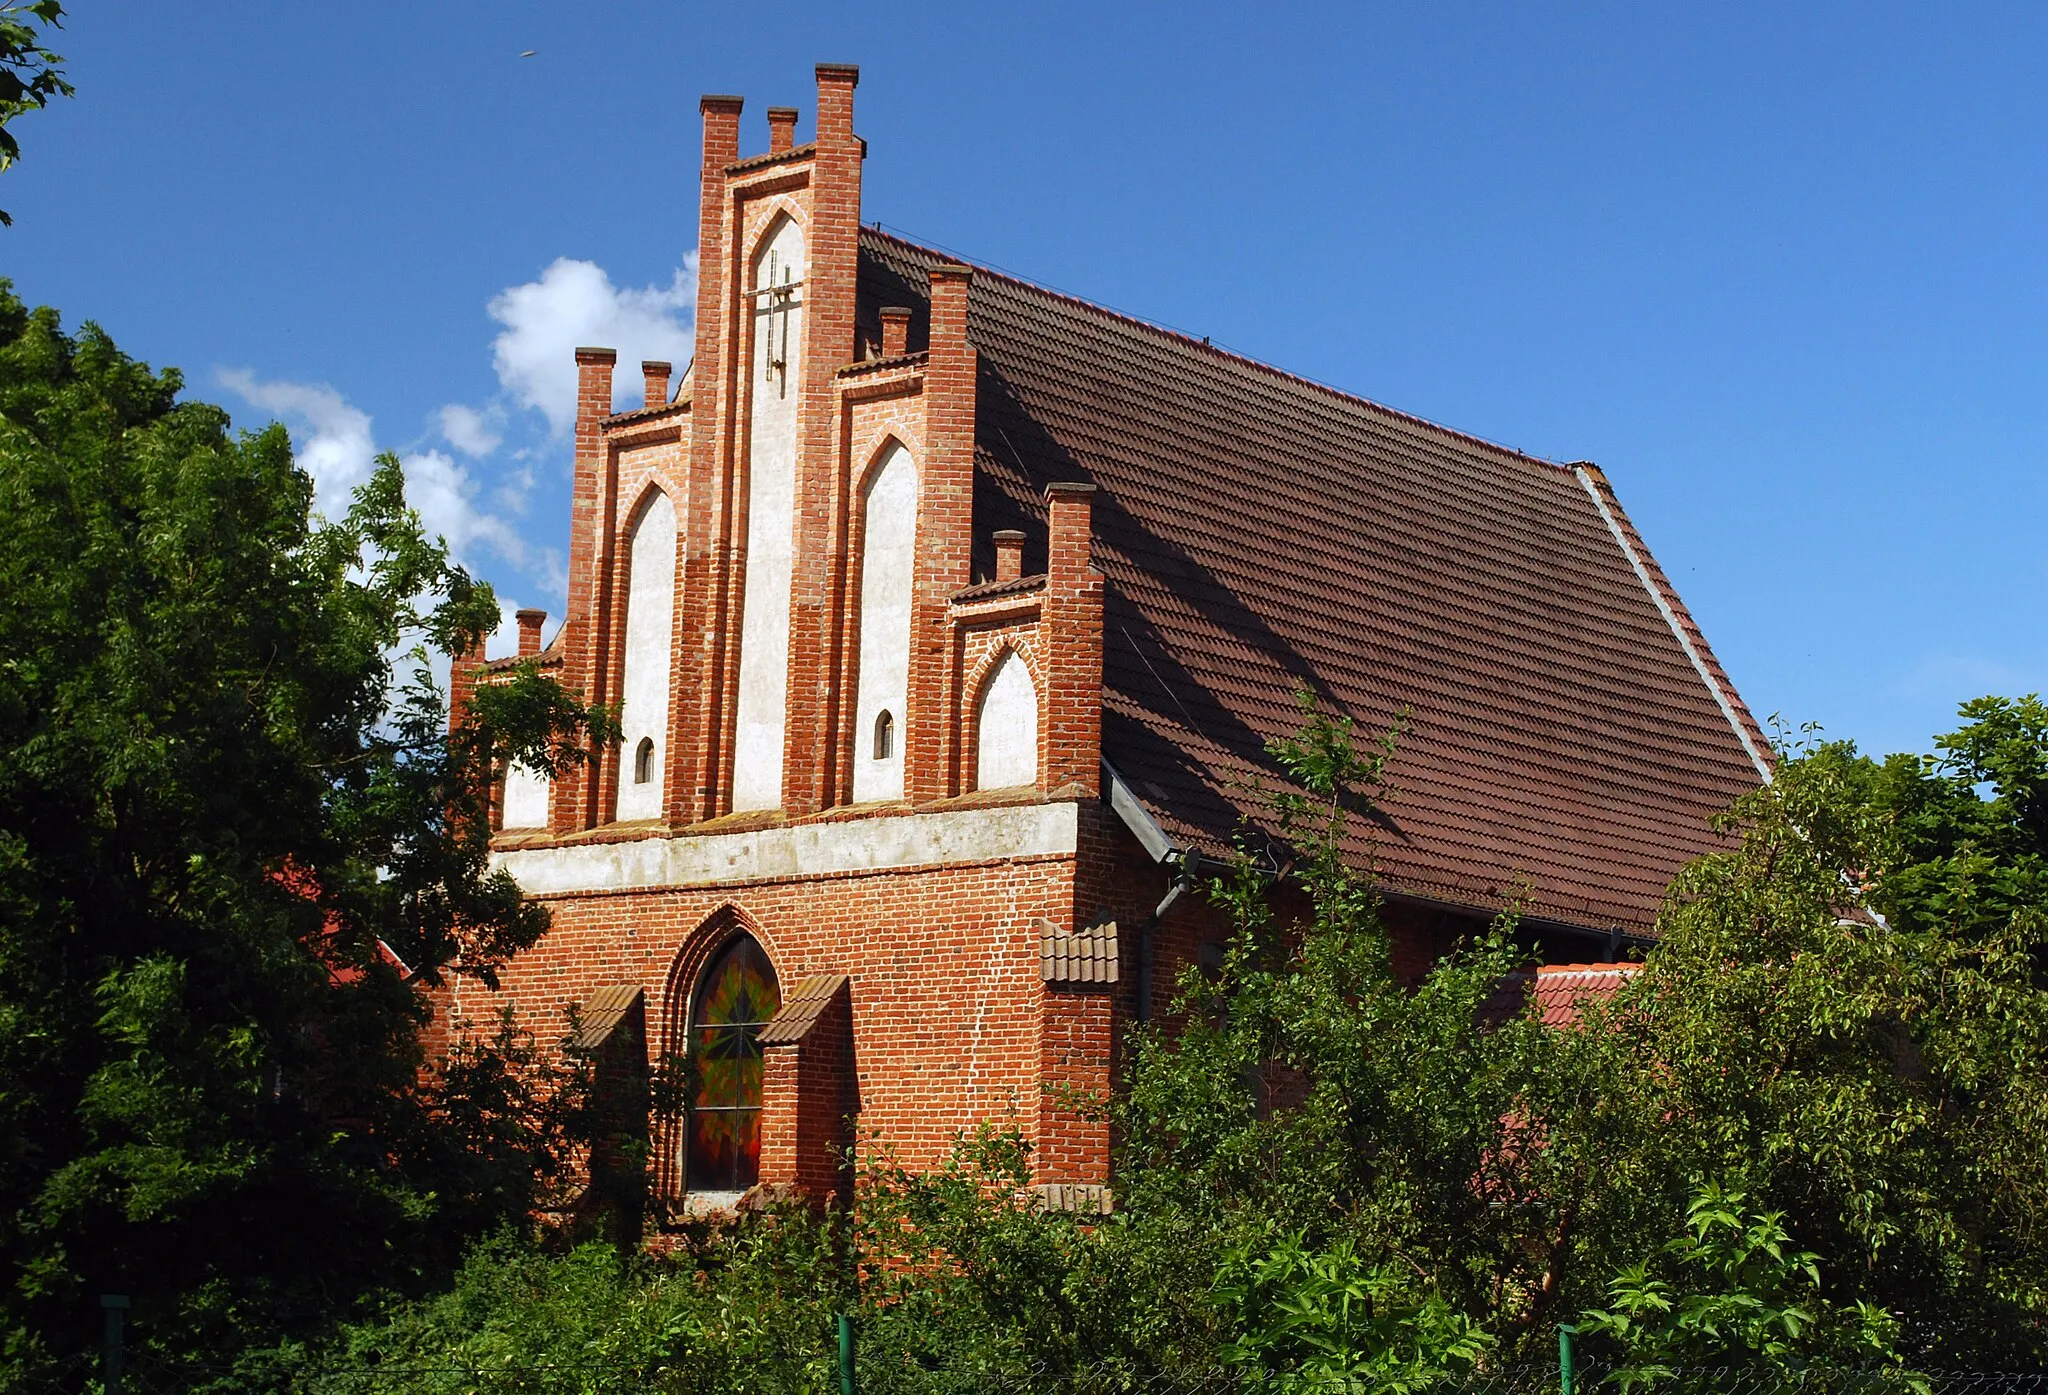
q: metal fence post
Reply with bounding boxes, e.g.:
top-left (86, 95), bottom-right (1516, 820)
top-left (837, 1311), bottom-right (857, 1395)
top-left (100, 1294), bottom-right (129, 1395)
top-left (1558, 1322), bottom-right (1577, 1395)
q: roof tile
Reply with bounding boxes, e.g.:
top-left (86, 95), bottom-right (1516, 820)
top-left (758, 974), bottom-right (849, 1047)
top-left (861, 230), bottom-right (1767, 934)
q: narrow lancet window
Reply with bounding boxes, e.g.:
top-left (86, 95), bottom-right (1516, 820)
top-left (615, 488), bottom-right (675, 821)
top-left (730, 214), bottom-right (808, 812)
top-left (873, 710), bottom-right (895, 761)
top-left (686, 936), bottom-right (780, 1195)
top-left (975, 650), bottom-right (1039, 790)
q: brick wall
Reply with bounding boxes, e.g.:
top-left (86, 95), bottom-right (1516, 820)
top-left (443, 68), bottom-right (1271, 1217)
top-left (759, 977), bottom-right (855, 1202)
top-left (443, 838), bottom-right (1086, 1189)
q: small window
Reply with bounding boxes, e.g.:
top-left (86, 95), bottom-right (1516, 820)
top-left (872, 709), bottom-right (895, 761)
top-left (634, 737), bottom-right (656, 784)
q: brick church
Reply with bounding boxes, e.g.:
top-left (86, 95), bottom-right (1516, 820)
top-left (444, 64), bottom-right (1771, 1218)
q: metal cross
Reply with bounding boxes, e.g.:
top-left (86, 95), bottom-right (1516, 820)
top-left (757, 251), bottom-right (802, 397)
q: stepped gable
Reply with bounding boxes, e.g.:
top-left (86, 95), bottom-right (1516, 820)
top-left (860, 230), bottom-right (1769, 935)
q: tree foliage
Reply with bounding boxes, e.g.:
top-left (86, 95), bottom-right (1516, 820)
top-left (0, 285), bottom-right (611, 1373)
top-left (1579, 1184), bottom-right (1904, 1389)
top-left (1598, 704), bottom-right (2048, 1364)
top-left (0, 1), bottom-right (72, 225)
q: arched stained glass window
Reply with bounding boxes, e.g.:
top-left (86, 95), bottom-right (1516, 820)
top-left (686, 935), bottom-right (780, 1193)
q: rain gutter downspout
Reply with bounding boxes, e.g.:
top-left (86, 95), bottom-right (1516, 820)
top-left (1103, 760), bottom-right (1199, 1023)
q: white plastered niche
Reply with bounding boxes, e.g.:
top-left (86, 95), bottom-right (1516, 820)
top-left (501, 760), bottom-right (550, 829)
top-left (615, 488), bottom-right (676, 822)
top-left (731, 212), bottom-right (805, 812)
top-left (974, 651), bottom-right (1039, 790)
top-left (851, 442), bottom-right (917, 803)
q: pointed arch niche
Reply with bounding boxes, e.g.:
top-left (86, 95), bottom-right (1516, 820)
top-left (974, 649), bottom-right (1039, 790)
top-left (851, 440), bottom-right (917, 803)
top-left (665, 927), bottom-right (781, 1201)
top-left (615, 486), bottom-right (675, 822)
top-left (731, 211), bottom-right (807, 813)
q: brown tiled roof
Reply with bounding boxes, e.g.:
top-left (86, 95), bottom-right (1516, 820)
top-left (600, 400), bottom-right (688, 428)
top-left (838, 350), bottom-right (929, 379)
top-left (728, 142), bottom-right (818, 176)
top-left (1530, 963), bottom-right (1641, 1026)
top-left (861, 231), bottom-right (1770, 935)
top-left (484, 639), bottom-right (565, 675)
top-left (1480, 962), bottom-right (1642, 1030)
top-left (953, 573), bottom-right (1047, 605)
top-left (563, 984), bottom-right (643, 1053)
top-left (757, 973), bottom-right (848, 1047)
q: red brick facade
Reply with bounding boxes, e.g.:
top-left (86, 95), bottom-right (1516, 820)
top-left (449, 67), bottom-right (1208, 1217)
top-left (451, 64), bottom-right (1769, 1222)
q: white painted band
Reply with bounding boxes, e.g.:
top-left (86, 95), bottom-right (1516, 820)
top-left (492, 801), bottom-right (1080, 897)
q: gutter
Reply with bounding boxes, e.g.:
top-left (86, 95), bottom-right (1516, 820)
top-left (1103, 759), bottom-right (1201, 1023)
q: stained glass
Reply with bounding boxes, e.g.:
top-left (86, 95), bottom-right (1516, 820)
top-left (685, 935), bottom-right (779, 1193)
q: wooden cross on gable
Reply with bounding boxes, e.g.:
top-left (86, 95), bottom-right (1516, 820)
top-left (756, 250), bottom-right (803, 399)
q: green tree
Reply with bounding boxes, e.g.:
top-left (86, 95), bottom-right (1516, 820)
top-left (1110, 691), bottom-right (2048, 1372)
top-left (1107, 691), bottom-right (1590, 1369)
top-left (1595, 707), bottom-right (2048, 1364)
top-left (0, 1), bottom-right (72, 225)
top-left (297, 694), bottom-right (2048, 1382)
top-left (1579, 1182), bottom-right (1905, 1390)
top-left (0, 284), bottom-right (611, 1375)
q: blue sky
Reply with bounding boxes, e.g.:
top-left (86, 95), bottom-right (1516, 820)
top-left (6, 1), bottom-right (2043, 762)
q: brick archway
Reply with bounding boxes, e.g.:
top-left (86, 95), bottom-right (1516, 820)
top-left (651, 904), bottom-right (779, 1210)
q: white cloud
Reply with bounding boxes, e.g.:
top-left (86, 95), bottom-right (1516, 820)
top-left (438, 402), bottom-right (503, 457)
top-left (217, 369), bottom-right (376, 513)
top-left (215, 251), bottom-right (699, 633)
top-left (488, 255), bottom-right (697, 435)
top-left (219, 370), bottom-right (524, 573)
top-left (401, 448), bottom-right (527, 568)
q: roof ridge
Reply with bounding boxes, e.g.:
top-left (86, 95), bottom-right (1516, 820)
top-left (863, 225), bottom-right (1574, 479)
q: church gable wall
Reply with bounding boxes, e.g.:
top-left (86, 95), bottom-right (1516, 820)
top-left (452, 66), bottom-right (1123, 1212)
top-left (513, 66), bottom-right (1102, 837)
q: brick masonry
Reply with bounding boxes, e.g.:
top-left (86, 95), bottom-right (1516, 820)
top-left (447, 66), bottom-right (1473, 1216)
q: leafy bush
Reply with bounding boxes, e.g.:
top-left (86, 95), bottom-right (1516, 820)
top-left (307, 693), bottom-right (2048, 1383)
top-left (1580, 1184), bottom-right (1905, 1389)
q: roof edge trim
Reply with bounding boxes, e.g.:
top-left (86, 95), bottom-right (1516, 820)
top-left (1573, 466), bottom-right (1771, 782)
top-left (1104, 759), bottom-right (1179, 863)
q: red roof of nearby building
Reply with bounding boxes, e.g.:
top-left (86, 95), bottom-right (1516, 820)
top-left (861, 231), bottom-right (1769, 935)
top-left (1528, 962), bottom-right (1643, 1027)
top-left (1480, 961), bottom-right (1644, 1031)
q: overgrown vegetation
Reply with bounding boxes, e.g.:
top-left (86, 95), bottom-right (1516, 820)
top-left (302, 695), bottom-right (2048, 1390)
top-left (0, 285), bottom-right (613, 1380)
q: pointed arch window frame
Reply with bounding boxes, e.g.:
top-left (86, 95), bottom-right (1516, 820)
top-left (682, 933), bottom-right (781, 1196)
